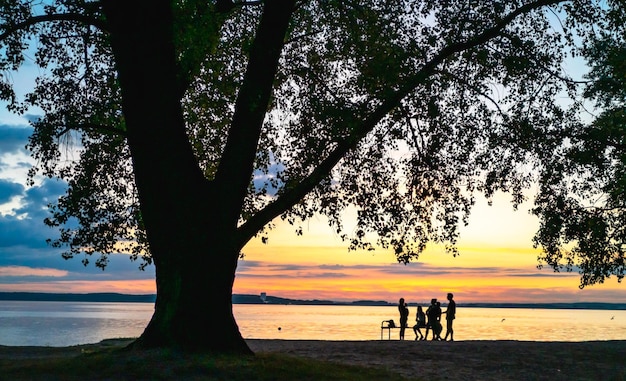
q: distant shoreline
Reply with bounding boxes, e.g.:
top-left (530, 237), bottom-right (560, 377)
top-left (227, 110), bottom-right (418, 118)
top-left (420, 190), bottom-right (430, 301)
top-left (1, 291), bottom-right (625, 310)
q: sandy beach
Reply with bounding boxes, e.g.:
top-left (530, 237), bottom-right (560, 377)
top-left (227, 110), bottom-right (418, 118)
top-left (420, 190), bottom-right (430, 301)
top-left (247, 339), bottom-right (626, 380)
top-left (1, 339), bottom-right (624, 380)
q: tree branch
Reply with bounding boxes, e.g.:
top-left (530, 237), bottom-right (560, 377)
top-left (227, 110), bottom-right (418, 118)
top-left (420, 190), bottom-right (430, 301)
top-left (213, 0), bottom-right (296, 228)
top-left (216, 0), bottom-right (262, 13)
top-left (56, 123), bottom-right (127, 138)
top-left (0, 13), bottom-right (108, 41)
top-left (285, 29), bottom-right (323, 45)
top-left (236, 0), bottom-right (565, 248)
top-left (434, 69), bottom-right (505, 116)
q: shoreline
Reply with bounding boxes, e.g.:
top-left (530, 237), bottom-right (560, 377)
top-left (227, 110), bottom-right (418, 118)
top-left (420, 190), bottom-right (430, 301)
top-left (2, 293), bottom-right (626, 311)
top-left (1, 339), bottom-right (625, 380)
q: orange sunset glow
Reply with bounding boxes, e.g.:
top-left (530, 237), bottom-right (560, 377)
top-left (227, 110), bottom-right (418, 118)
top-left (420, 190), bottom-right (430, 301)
top-left (1, 192), bottom-right (624, 303)
top-left (233, 195), bottom-right (626, 304)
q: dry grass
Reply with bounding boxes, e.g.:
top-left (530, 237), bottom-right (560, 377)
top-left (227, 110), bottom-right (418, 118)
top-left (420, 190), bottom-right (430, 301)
top-left (0, 339), bottom-right (410, 381)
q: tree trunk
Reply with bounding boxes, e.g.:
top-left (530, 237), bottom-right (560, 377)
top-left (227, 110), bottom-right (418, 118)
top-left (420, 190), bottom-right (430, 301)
top-left (101, 1), bottom-right (251, 353)
top-left (136, 231), bottom-right (251, 354)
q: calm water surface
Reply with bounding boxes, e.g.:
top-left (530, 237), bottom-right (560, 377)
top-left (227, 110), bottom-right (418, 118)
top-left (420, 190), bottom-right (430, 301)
top-left (0, 301), bottom-right (152, 346)
top-left (235, 304), bottom-right (626, 342)
top-left (0, 301), bottom-right (624, 346)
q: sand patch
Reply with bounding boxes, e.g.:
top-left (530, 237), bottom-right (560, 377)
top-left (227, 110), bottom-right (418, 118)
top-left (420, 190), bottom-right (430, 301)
top-left (248, 339), bottom-right (626, 380)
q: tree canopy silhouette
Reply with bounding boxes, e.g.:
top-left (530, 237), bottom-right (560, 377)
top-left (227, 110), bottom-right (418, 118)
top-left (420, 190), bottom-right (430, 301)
top-left (534, 5), bottom-right (626, 287)
top-left (0, 0), bottom-right (620, 353)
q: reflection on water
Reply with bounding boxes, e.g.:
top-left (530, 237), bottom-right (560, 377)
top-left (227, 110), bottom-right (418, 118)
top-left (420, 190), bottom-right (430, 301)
top-left (0, 301), bottom-right (154, 346)
top-left (234, 304), bottom-right (626, 342)
top-left (0, 301), bottom-right (624, 346)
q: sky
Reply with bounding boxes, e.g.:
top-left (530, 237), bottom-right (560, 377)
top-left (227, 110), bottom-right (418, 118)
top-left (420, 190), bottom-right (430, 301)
top-left (1, 118), bottom-right (625, 304)
top-left (0, 23), bottom-right (625, 305)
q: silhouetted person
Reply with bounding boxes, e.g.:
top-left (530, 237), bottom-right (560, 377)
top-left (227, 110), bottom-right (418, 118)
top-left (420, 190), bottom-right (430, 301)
top-left (413, 305), bottom-right (426, 340)
top-left (398, 298), bottom-right (409, 340)
top-left (433, 301), bottom-right (443, 340)
top-left (424, 298), bottom-right (437, 340)
top-left (443, 293), bottom-right (456, 341)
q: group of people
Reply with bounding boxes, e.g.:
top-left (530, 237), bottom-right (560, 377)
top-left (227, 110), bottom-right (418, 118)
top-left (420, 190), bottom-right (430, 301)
top-left (397, 293), bottom-right (456, 341)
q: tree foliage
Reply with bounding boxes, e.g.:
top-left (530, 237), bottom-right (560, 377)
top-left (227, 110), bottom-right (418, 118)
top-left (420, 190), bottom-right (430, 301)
top-left (534, 2), bottom-right (626, 286)
top-left (0, 0), bottom-right (620, 287)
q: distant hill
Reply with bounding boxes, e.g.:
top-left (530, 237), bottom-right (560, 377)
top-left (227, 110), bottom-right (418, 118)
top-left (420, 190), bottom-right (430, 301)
top-left (1, 292), bottom-right (625, 310)
top-left (461, 302), bottom-right (626, 311)
top-left (0, 292), bottom-right (156, 303)
top-left (232, 294), bottom-right (394, 306)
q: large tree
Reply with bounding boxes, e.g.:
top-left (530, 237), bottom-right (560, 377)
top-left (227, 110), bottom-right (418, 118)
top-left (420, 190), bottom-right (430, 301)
top-left (0, 0), bottom-right (616, 353)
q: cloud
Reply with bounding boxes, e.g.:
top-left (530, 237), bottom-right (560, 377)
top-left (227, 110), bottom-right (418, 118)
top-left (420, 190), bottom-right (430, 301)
top-left (235, 259), bottom-right (578, 282)
top-left (237, 261), bottom-right (352, 278)
top-left (0, 125), bottom-right (31, 155)
top-left (0, 216), bottom-right (50, 248)
top-left (500, 267), bottom-right (578, 278)
top-left (15, 178), bottom-right (67, 218)
top-left (0, 179), bottom-right (24, 204)
top-left (0, 159), bottom-right (30, 173)
top-left (0, 179), bottom-right (67, 248)
top-left (0, 247), bottom-right (155, 293)
top-left (0, 265), bottom-right (67, 277)
top-left (23, 114), bottom-right (41, 124)
top-left (252, 161), bottom-right (285, 196)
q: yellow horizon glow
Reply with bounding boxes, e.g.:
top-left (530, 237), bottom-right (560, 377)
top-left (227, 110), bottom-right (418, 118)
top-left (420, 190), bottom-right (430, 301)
top-left (233, 194), bottom-right (626, 304)
top-left (1, 195), bottom-right (623, 303)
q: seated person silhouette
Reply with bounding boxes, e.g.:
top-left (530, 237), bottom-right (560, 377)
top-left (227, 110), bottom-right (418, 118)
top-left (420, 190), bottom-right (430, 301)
top-left (413, 305), bottom-right (427, 340)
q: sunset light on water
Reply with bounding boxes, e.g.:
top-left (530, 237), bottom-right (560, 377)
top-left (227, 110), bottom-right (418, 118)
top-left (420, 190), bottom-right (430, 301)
top-left (235, 305), bottom-right (626, 342)
top-left (1, 302), bottom-right (625, 347)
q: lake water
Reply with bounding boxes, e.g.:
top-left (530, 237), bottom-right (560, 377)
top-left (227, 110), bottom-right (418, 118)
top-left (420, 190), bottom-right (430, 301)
top-left (0, 301), bottom-right (625, 346)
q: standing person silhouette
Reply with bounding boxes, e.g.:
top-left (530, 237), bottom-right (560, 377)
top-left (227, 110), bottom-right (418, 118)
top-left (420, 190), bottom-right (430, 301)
top-left (433, 301), bottom-right (443, 340)
top-left (398, 298), bottom-right (409, 340)
top-left (424, 298), bottom-right (437, 340)
top-left (443, 293), bottom-right (456, 341)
